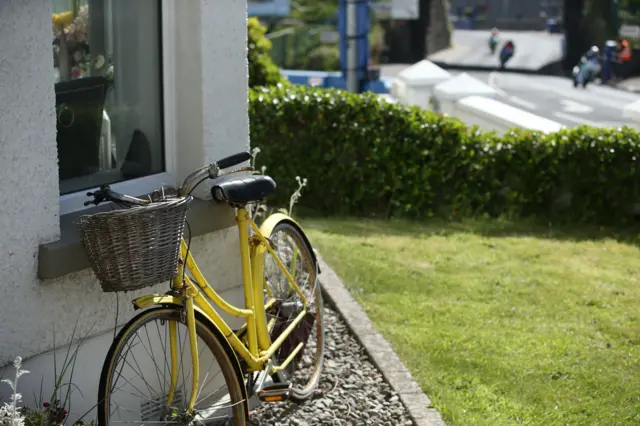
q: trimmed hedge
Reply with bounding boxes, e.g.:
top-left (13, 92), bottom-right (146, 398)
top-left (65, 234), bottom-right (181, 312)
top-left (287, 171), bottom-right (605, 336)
top-left (249, 84), bottom-right (640, 224)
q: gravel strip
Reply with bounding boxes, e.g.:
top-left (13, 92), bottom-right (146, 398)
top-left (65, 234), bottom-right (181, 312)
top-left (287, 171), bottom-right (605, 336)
top-left (250, 306), bottom-right (414, 426)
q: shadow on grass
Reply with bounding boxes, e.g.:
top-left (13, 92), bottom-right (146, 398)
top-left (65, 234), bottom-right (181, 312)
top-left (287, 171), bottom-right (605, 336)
top-left (304, 216), bottom-right (640, 247)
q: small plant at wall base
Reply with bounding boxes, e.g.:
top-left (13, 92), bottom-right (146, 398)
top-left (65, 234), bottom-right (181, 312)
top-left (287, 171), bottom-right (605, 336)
top-left (0, 372), bottom-right (81, 426)
top-left (1, 357), bottom-right (28, 426)
top-left (248, 147), bottom-right (307, 224)
top-left (0, 319), bottom-right (97, 426)
top-left (286, 176), bottom-right (308, 217)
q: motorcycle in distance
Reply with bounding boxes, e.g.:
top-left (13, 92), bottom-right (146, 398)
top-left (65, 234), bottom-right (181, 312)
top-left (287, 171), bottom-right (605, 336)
top-left (572, 46), bottom-right (601, 88)
top-left (499, 40), bottom-right (515, 68)
top-left (489, 28), bottom-right (499, 54)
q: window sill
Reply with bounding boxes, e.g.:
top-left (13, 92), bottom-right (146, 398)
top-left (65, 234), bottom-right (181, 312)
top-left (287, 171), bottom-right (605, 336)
top-left (59, 172), bottom-right (177, 216)
top-left (38, 199), bottom-right (236, 280)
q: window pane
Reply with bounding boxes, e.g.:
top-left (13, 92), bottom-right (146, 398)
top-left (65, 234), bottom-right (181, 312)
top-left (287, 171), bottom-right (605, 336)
top-left (52, 0), bottom-right (164, 195)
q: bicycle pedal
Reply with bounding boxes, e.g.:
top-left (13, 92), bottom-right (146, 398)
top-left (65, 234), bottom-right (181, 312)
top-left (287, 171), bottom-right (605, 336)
top-left (257, 382), bottom-right (292, 403)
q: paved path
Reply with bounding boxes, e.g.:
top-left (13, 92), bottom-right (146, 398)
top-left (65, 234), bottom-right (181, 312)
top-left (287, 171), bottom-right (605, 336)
top-left (428, 30), bottom-right (562, 70)
top-left (617, 76), bottom-right (640, 93)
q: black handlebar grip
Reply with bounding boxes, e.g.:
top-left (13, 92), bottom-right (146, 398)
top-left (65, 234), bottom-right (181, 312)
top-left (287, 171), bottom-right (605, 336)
top-left (216, 152), bottom-right (251, 169)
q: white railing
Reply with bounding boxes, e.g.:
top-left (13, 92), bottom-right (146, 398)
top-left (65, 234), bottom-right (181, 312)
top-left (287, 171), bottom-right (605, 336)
top-left (390, 61), bottom-right (564, 134)
top-left (454, 96), bottom-right (565, 134)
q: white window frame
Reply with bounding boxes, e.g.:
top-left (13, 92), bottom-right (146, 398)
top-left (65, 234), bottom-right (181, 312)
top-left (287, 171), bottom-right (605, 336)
top-left (59, 0), bottom-right (177, 216)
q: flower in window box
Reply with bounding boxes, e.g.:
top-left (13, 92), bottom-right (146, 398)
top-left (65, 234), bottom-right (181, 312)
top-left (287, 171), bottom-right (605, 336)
top-left (73, 49), bottom-right (84, 63)
top-left (106, 63), bottom-right (115, 83)
top-left (93, 54), bottom-right (106, 70)
top-left (51, 5), bottom-right (89, 44)
top-left (79, 62), bottom-right (90, 78)
top-left (70, 4), bottom-right (90, 43)
top-left (71, 65), bottom-right (81, 79)
top-left (52, 11), bottom-right (74, 33)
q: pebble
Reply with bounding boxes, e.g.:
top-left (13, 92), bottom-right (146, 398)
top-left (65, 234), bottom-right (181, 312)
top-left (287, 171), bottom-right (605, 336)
top-left (250, 307), bottom-right (414, 425)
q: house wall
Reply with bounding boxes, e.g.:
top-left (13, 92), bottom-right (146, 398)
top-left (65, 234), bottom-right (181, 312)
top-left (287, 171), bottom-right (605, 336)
top-left (0, 0), bottom-right (249, 421)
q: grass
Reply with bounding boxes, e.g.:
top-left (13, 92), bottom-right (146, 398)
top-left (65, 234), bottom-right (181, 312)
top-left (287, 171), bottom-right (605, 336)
top-left (304, 217), bottom-right (640, 426)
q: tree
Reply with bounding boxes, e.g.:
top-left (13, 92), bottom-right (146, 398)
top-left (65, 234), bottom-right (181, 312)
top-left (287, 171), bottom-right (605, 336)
top-left (247, 18), bottom-right (286, 87)
top-left (585, 0), bottom-right (618, 40)
top-left (290, 0), bottom-right (339, 24)
top-left (384, 0), bottom-right (431, 63)
top-left (563, 0), bottom-right (588, 70)
top-left (620, 0), bottom-right (640, 16)
top-left (408, 0), bottom-right (431, 62)
top-left (619, 0), bottom-right (640, 23)
top-left (564, 0), bottom-right (623, 72)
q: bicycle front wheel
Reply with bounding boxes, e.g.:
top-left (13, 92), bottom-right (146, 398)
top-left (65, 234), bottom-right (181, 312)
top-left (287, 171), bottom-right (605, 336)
top-left (98, 307), bottom-right (247, 426)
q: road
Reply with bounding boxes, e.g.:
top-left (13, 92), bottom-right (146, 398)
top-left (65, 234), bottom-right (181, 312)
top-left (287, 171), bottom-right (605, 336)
top-left (380, 64), bottom-right (640, 129)
top-left (465, 71), bottom-right (640, 129)
top-left (428, 30), bottom-right (563, 70)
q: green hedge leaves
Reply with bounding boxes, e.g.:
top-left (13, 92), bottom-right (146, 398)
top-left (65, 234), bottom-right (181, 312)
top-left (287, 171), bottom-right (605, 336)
top-left (249, 84), bottom-right (640, 224)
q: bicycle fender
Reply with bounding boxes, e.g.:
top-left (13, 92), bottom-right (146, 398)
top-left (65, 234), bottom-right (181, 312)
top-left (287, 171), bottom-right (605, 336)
top-left (131, 294), bottom-right (250, 415)
top-left (258, 213), bottom-right (319, 271)
top-left (132, 293), bottom-right (238, 353)
top-left (134, 293), bottom-right (184, 309)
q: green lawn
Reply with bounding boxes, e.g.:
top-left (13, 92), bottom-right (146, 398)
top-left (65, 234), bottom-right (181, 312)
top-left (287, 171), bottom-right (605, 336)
top-left (304, 218), bottom-right (640, 426)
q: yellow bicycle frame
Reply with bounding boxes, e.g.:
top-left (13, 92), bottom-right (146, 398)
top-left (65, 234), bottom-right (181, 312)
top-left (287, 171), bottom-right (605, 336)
top-left (132, 208), bottom-right (311, 412)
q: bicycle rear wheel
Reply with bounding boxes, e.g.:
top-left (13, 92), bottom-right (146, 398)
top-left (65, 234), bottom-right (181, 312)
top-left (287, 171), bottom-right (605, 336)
top-left (98, 307), bottom-right (247, 425)
top-left (263, 220), bottom-right (324, 402)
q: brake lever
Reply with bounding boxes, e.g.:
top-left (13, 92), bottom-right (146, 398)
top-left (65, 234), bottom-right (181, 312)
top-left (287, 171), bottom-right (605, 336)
top-left (84, 189), bottom-right (107, 206)
top-left (84, 191), bottom-right (96, 206)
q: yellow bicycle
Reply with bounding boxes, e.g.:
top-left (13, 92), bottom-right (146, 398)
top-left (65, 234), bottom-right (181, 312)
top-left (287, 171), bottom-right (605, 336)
top-left (79, 152), bottom-right (324, 425)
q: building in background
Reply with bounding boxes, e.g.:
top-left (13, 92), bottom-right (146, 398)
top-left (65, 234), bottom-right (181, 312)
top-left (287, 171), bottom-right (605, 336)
top-left (449, 0), bottom-right (565, 30)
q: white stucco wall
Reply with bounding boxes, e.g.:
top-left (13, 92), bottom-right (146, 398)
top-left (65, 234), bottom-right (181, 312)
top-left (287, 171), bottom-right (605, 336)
top-left (0, 0), bottom-right (250, 421)
top-left (0, 0), bottom-right (62, 356)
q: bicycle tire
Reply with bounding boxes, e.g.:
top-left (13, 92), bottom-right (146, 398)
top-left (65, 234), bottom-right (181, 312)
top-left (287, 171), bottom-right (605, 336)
top-left (262, 220), bottom-right (325, 402)
top-left (97, 307), bottom-right (247, 426)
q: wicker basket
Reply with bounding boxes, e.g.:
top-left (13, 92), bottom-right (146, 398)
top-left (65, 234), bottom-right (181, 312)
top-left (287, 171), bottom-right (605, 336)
top-left (78, 196), bottom-right (193, 292)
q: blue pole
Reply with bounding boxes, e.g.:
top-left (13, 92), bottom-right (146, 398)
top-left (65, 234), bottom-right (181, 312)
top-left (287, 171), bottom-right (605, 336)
top-left (338, 0), bottom-right (347, 84)
top-left (338, 0), bottom-right (370, 93)
top-left (356, 0), bottom-right (370, 91)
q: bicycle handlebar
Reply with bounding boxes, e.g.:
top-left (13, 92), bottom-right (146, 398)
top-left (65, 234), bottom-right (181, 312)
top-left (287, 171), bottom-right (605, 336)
top-left (84, 151), bottom-right (252, 207)
top-left (216, 151), bottom-right (251, 169)
top-left (84, 187), bottom-right (152, 207)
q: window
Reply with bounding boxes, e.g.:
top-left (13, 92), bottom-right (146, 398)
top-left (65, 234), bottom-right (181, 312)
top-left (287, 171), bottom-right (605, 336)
top-left (52, 0), bottom-right (165, 195)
